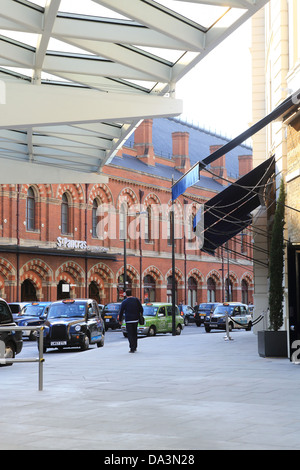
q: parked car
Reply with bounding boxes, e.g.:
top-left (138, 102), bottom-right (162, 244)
top-left (0, 298), bottom-right (23, 365)
top-left (8, 302), bottom-right (29, 320)
top-left (178, 305), bottom-right (195, 325)
top-left (122, 302), bottom-right (184, 337)
top-left (102, 303), bottom-right (121, 330)
top-left (204, 302), bottom-right (252, 332)
top-left (14, 302), bottom-right (51, 340)
top-left (39, 298), bottom-right (105, 352)
top-left (98, 304), bottom-right (104, 313)
top-left (194, 303), bottom-right (221, 326)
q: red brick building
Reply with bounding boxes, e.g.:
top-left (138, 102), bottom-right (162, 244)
top-left (0, 118), bottom-right (253, 306)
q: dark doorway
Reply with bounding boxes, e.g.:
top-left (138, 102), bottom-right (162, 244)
top-left (89, 281), bottom-right (100, 303)
top-left (57, 280), bottom-right (70, 300)
top-left (21, 279), bottom-right (37, 302)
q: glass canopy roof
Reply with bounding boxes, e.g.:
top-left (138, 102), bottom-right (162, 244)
top-left (0, 0), bottom-right (269, 182)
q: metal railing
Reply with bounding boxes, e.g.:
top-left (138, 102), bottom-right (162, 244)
top-left (0, 325), bottom-right (45, 391)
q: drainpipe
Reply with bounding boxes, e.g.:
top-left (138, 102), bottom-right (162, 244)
top-left (16, 184), bottom-right (20, 301)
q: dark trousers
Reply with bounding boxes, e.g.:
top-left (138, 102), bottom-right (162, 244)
top-left (126, 322), bottom-right (138, 351)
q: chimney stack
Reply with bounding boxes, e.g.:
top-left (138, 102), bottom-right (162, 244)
top-left (172, 131), bottom-right (191, 173)
top-left (134, 119), bottom-right (155, 166)
top-left (209, 145), bottom-right (227, 185)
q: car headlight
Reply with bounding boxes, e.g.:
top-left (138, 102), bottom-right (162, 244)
top-left (74, 325), bottom-right (81, 332)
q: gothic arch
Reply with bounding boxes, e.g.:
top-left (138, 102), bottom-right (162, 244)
top-left (0, 257), bottom-right (16, 281)
top-left (187, 268), bottom-right (204, 285)
top-left (165, 267), bottom-right (183, 283)
top-left (56, 183), bottom-right (85, 204)
top-left (116, 264), bottom-right (140, 283)
top-left (144, 192), bottom-right (161, 207)
top-left (88, 263), bottom-right (114, 283)
top-left (89, 183), bottom-right (113, 205)
top-left (116, 187), bottom-right (139, 209)
top-left (227, 271), bottom-right (238, 288)
top-left (20, 258), bottom-right (53, 282)
top-left (21, 184), bottom-right (52, 199)
top-left (142, 265), bottom-right (163, 283)
top-left (56, 261), bottom-right (85, 284)
top-left (241, 272), bottom-right (254, 286)
top-left (206, 269), bottom-right (221, 285)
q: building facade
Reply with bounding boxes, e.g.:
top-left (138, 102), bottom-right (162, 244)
top-left (0, 118), bottom-right (254, 306)
top-left (251, 1), bottom-right (300, 350)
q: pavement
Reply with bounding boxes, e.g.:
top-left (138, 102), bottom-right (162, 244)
top-left (1, 327), bottom-right (300, 451)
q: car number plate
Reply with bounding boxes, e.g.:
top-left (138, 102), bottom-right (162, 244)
top-left (105, 318), bottom-right (110, 322)
top-left (51, 341), bottom-right (67, 346)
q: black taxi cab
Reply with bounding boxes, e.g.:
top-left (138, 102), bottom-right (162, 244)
top-left (204, 302), bottom-right (252, 332)
top-left (39, 298), bottom-right (105, 352)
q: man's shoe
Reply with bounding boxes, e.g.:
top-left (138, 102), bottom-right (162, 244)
top-left (129, 349), bottom-right (136, 353)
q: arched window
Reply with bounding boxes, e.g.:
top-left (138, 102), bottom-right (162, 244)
top-left (225, 278), bottom-right (233, 302)
top-left (92, 198), bottom-right (99, 238)
top-left (167, 275), bottom-right (177, 304)
top-left (21, 279), bottom-right (37, 302)
top-left (188, 277), bottom-right (197, 306)
top-left (26, 186), bottom-right (35, 231)
top-left (241, 279), bottom-right (248, 304)
top-left (207, 277), bottom-right (216, 302)
top-left (61, 192), bottom-right (69, 234)
top-left (119, 202), bottom-right (128, 240)
top-left (145, 206), bottom-right (152, 242)
top-left (144, 274), bottom-right (156, 302)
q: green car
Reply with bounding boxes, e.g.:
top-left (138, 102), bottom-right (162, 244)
top-left (121, 303), bottom-right (184, 337)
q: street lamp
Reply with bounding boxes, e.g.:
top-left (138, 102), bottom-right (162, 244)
top-left (171, 179), bottom-right (176, 336)
top-left (120, 202), bottom-right (127, 296)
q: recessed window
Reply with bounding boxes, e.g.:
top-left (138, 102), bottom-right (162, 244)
top-left (26, 186), bottom-right (35, 231)
top-left (92, 198), bottom-right (99, 237)
top-left (61, 192), bottom-right (69, 234)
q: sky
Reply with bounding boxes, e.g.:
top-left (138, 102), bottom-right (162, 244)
top-left (176, 19), bottom-right (252, 141)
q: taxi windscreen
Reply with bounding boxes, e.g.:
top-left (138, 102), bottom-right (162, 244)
top-left (213, 305), bottom-right (234, 315)
top-left (142, 306), bottom-right (158, 316)
top-left (48, 302), bottom-right (86, 319)
top-left (22, 305), bottom-right (45, 316)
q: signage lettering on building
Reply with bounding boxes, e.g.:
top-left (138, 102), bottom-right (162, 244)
top-left (56, 237), bottom-right (108, 253)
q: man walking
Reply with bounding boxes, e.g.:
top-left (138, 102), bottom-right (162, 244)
top-left (119, 290), bottom-right (143, 353)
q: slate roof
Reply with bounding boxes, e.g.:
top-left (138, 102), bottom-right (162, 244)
top-left (109, 117), bottom-right (252, 194)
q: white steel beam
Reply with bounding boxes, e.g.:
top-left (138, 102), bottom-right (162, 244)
top-left (0, 82), bottom-right (183, 128)
top-left (92, 0), bottom-right (206, 50)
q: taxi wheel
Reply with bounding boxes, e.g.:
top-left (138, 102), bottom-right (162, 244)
top-left (176, 325), bottom-right (182, 335)
top-left (246, 322), bottom-right (252, 331)
top-left (0, 343), bottom-right (15, 367)
top-left (97, 336), bottom-right (105, 347)
top-left (148, 326), bottom-right (156, 336)
top-left (81, 335), bottom-right (90, 351)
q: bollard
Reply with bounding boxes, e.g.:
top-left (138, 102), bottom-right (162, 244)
top-left (224, 313), bottom-right (233, 341)
top-left (0, 325), bottom-right (45, 390)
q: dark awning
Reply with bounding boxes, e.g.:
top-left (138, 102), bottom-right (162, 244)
top-left (197, 156), bottom-right (275, 255)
